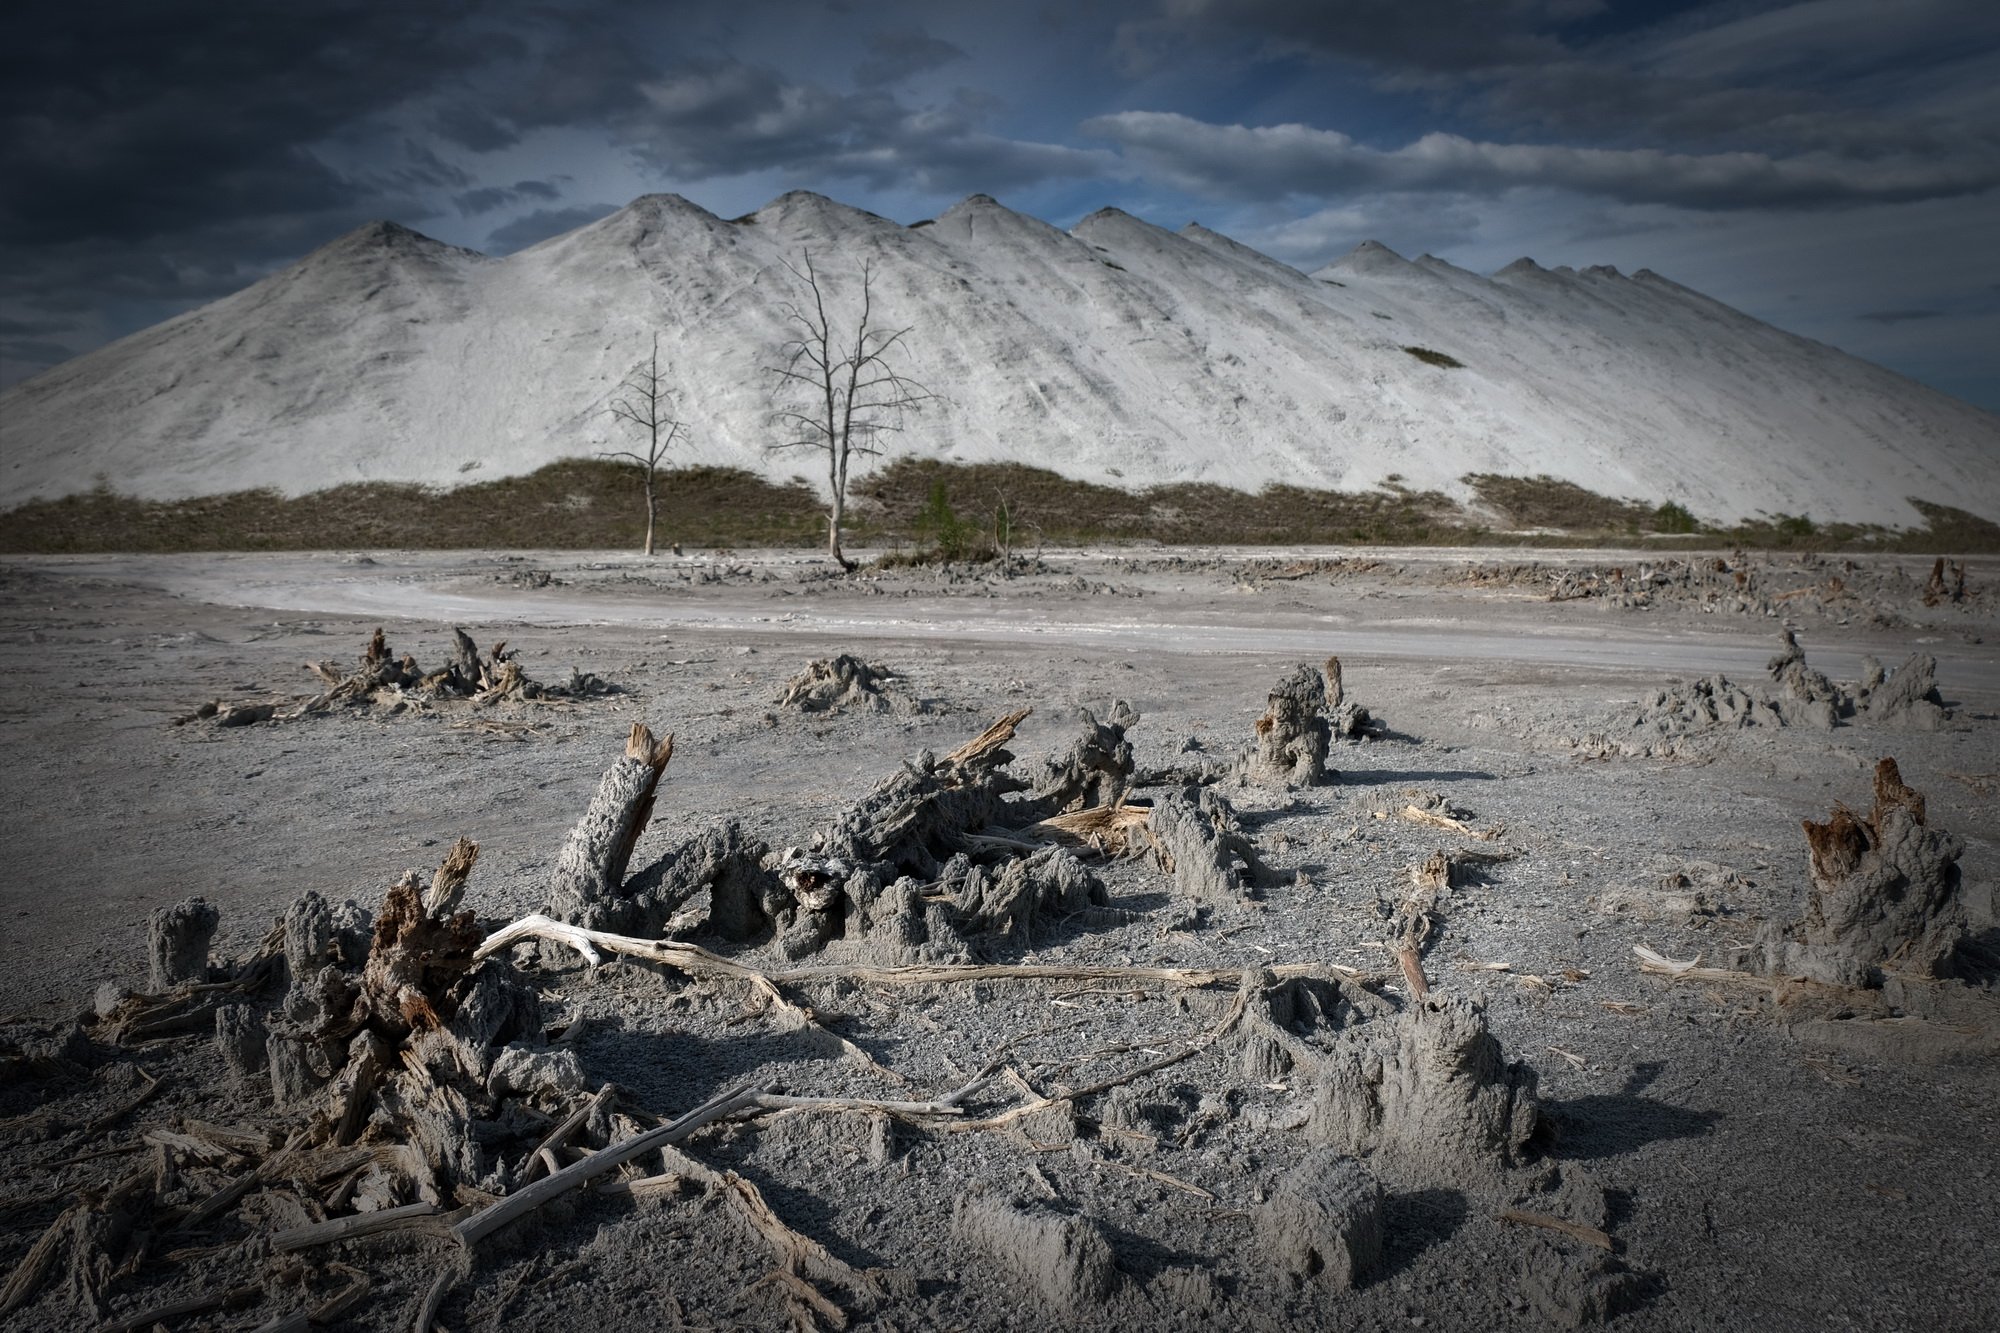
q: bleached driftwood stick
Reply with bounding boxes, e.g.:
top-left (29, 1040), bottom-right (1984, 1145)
top-left (271, 1201), bottom-right (440, 1253)
top-left (1632, 944), bottom-right (1771, 985)
top-left (454, 1081), bottom-right (769, 1247)
top-left (520, 1083), bottom-right (615, 1185)
top-left (477, 914), bottom-right (1365, 988)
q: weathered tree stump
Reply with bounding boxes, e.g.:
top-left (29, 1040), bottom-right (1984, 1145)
top-left (146, 896), bottom-right (218, 992)
top-left (1767, 757), bottom-right (1968, 986)
top-left (547, 724), bottom-right (675, 918)
top-left (1242, 664), bottom-right (1331, 786)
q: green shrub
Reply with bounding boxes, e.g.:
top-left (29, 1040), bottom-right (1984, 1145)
top-left (913, 479), bottom-right (990, 561)
top-left (1402, 346), bottom-right (1464, 369)
top-left (1653, 500), bottom-right (1698, 534)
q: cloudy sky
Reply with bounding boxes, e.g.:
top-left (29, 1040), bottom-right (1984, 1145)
top-left (5, 0), bottom-right (1998, 408)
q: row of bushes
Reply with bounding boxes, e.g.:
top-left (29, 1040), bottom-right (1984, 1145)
top-left (3, 458), bottom-right (1995, 554)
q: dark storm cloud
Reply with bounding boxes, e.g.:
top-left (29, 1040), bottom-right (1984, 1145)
top-left (455, 180), bottom-right (562, 217)
top-left (1087, 111), bottom-right (2000, 209)
top-left (621, 60), bottom-right (1109, 192)
top-left (1119, 0), bottom-right (1590, 76)
top-left (485, 204), bottom-right (621, 253)
top-left (1859, 309), bottom-right (1944, 324)
top-left (2, 0), bottom-right (1995, 406)
top-left (0, 1), bottom-right (517, 247)
top-left (854, 26), bottom-right (970, 87)
top-left (427, 15), bottom-right (663, 153)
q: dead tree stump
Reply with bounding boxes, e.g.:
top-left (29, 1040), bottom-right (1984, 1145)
top-left (1031, 702), bottom-right (1138, 815)
top-left (1242, 664), bottom-right (1331, 786)
top-left (356, 871), bottom-right (484, 1038)
top-left (1854, 654), bottom-right (1948, 730)
top-left (146, 896), bottom-right (218, 991)
top-left (547, 724), bottom-right (675, 919)
top-left (1311, 992), bottom-right (1542, 1177)
top-left (1766, 629), bottom-right (1843, 728)
top-left (1767, 757), bottom-right (1968, 986)
top-left (776, 655), bottom-right (895, 712)
top-left (1148, 787), bottom-right (1264, 904)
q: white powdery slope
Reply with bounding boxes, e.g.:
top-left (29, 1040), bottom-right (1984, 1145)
top-left (3, 191), bottom-right (1996, 527)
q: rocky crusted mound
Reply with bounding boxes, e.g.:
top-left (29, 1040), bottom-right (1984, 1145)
top-left (1758, 758), bottom-right (1970, 988)
top-left (174, 626), bottom-right (614, 727)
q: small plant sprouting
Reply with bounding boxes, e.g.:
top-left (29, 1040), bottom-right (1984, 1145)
top-left (916, 479), bottom-right (985, 561)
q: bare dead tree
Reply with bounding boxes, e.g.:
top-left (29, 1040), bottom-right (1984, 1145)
top-left (603, 333), bottom-right (688, 557)
top-left (767, 252), bottom-right (935, 570)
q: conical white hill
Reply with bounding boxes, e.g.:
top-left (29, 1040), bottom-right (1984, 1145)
top-left (3, 190), bottom-right (1995, 528)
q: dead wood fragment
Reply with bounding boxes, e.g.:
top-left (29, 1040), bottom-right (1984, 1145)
top-left (96, 1280), bottom-right (264, 1333)
top-left (175, 1131), bottom-right (308, 1233)
top-left (1241, 664), bottom-right (1331, 787)
top-left (1921, 556), bottom-right (1966, 607)
top-left (454, 1080), bottom-right (771, 1246)
top-left (357, 864), bottom-right (484, 1038)
top-left (1030, 702), bottom-right (1138, 815)
top-left (521, 1083), bottom-right (616, 1184)
top-left (1632, 945), bottom-right (1769, 986)
top-left (1020, 803), bottom-right (1151, 858)
top-left (0, 1202), bottom-right (85, 1317)
top-left (424, 837), bottom-right (479, 918)
top-left (545, 725), bottom-right (675, 923)
top-left (84, 1067), bottom-right (163, 1135)
top-left (476, 913), bottom-right (1367, 990)
top-left (946, 708), bottom-right (1031, 768)
top-left (1500, 1207), bottom-right (1615, 1252)
top-left (818, 710), bottom-right (1033, 879)
top-left (270, 1201), bottom-right (441, 1253)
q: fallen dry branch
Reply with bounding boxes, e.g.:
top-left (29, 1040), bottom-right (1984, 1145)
top-left (98, 1281), bottom-right (265, 1333)
top-left (521, 1084), bottom-right (616, 1184)
top-left (85, 1067), bottom-right (163, 1134)
top-left (477, 913), bottom-right (1367, 990)
top-left (1499, 1208), bottom-right (1615, 1252)
top-left (1386, 804), bottom-right (1504, 841)
top-left (1632, 944), bottom-right (1770, 986)
top-left (454, 1081), bottom-right (771, 1246)
top-left (270, 1200), bottom-right (442, 1253)
top-left (1020, 803), bottom-right (1153, 858)
top-left (956, 978), bottom-right (1256, 1131)
top-left (0, 1203), bottom-right (84, 1317)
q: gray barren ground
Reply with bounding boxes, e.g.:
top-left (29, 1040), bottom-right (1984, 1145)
top-left (0, 546), bottom-right (1995, 1332)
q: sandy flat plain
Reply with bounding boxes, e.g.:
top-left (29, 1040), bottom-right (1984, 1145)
top-left (1, 544), bottom-right (1995, 1332)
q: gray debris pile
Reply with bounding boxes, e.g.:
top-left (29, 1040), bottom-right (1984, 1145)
top-left (540, 709), bottom-right (1131, 965)
top-left (1768, 630), bottom-right (1949, 731)
top-left (775, 654), bottom-right (902, 713)
top-left (1031, 701), bottom-right (1139, 813)
top-left (174, 625), bottom-right (615, 726)
top-left (1573, 631), bottom-right (1952, 758)
top-left (1149, 785), bottom-right (1269, 904)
